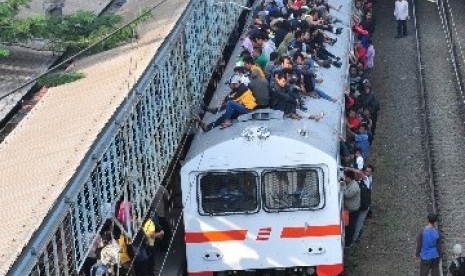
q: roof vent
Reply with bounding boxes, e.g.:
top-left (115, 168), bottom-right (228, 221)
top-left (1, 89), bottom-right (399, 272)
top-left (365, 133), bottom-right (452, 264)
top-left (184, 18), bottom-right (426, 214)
top-left (238, 109), bottom-right (283, 122)
top-left (251, 112), bottom-right (270, 120)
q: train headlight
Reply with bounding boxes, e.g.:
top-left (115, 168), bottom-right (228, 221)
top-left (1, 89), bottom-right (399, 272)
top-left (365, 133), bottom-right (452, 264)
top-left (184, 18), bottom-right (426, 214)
top-left (257, 127), bottom-right (270, 140)
top-left (306, 267), bottom-right (316, 275)
top-left (242, 128), bottom-right (254, 141)
top-left (241, 126), bottom-right (271, 141)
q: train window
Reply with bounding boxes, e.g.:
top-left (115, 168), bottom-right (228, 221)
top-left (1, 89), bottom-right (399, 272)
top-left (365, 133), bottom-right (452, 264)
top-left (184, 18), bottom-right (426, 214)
top-left (262, 168), bottom-right (322, 211)
top-left (198, 171), bottom-right (259, 215)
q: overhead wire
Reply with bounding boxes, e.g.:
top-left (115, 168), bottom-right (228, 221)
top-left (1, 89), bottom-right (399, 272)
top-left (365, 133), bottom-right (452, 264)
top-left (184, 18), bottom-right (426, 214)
top-left (0, 0), bottom-right (169, 101)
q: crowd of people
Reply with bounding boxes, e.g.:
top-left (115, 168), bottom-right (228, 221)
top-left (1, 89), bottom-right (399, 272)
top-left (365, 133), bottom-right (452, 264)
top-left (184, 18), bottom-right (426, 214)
top-left (195, 0), bottom-right (376, 131)
top-left (79, 186), bottom-right (171, 276)
top-left (195, 0), bottom-right (379, 250)
top-left (81, 0), bottom-right (382, 274)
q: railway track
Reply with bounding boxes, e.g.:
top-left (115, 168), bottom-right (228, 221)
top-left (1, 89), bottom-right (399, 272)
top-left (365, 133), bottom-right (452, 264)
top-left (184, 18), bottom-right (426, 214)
top-left (413, 0), bottom-right (465, 269)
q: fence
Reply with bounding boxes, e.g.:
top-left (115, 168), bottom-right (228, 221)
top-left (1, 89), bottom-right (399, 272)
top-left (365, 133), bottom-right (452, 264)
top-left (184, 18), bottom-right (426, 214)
top-left (8, 0), bottom-right (249, 274)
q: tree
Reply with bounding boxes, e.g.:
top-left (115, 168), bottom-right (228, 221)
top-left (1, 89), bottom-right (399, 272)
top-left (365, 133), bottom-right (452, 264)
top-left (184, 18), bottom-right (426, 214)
top-left (0, 0), bottom-right (36, 56)
top-left (0, 0), bottom-right (149, 57)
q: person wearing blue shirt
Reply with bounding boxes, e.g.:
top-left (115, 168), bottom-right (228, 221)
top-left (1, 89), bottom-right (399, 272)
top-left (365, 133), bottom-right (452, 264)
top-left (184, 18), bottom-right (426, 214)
top-left (416, 213), bottom-right (442, 276)
top-left (354, 124), bottom-right (370, 159)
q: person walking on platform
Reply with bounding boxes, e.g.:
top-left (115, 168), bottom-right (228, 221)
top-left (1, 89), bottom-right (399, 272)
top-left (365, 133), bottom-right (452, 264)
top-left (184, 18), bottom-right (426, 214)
top-left (394, 0), bottom-right (409, 38)
top-left (416, 213), bottom-right (442, 276)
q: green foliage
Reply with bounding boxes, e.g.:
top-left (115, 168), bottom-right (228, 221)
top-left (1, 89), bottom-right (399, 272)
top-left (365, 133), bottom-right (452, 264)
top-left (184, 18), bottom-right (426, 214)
top-left (44, 10), bottom-right (142, 53)
top-left (38, 72), bottom-right (85, 87)
top-left (0, 46), bottom-right (10, 57)
top-left (0, 0), bottom-right (151, 56)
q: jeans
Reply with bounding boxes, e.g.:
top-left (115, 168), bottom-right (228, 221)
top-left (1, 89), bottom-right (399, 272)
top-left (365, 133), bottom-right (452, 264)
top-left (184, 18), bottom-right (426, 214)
top-left (207, 101), bottom-right (250, 130)
top-left (224, 101), bottom-right (250, 119)
top-left (314, 87), bottom-right (333, 101)
top-left (353, 207), bottom-right (369, 241)
top-left (397, 20), bottom-right (407, 36)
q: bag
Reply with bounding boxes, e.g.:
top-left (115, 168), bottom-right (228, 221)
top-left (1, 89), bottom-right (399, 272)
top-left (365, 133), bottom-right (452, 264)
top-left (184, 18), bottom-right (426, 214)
top-left (358, 180), bottom-right (371, 211)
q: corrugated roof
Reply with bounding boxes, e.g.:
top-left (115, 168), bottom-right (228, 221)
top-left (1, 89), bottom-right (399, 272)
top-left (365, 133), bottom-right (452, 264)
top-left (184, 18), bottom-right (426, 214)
top-left (0, 1), bottom-right (188, 274)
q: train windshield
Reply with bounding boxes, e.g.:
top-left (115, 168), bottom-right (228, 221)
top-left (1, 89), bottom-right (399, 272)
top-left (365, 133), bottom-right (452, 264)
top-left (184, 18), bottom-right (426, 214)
top-left (262, 168), bottom-right (322, 211)
top-left (198, 171), bottom-right (259, 215)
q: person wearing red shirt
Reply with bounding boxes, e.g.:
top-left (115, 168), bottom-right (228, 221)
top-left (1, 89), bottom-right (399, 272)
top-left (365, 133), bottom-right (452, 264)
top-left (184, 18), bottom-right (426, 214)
top-left (355, 40), bottom-right (368, 69)
top-left (346, 108), bottom-right (361, 131)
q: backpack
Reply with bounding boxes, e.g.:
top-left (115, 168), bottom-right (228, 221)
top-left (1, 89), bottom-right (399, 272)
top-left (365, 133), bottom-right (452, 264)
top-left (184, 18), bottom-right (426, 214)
top-left (358, 180), bottom-right (371, 211)
top-left (450, 257), bottom-right (465, 276)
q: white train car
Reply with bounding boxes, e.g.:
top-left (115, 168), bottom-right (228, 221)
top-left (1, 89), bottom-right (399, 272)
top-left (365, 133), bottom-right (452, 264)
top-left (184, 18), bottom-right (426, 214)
top-left (181, 2), bottom-right (353, 275)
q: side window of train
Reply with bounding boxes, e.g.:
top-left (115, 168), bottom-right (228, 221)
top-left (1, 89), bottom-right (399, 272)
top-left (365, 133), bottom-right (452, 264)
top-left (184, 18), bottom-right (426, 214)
top-left (198, 171), bottom-right (260, 215)
top-left (262, 168), bottom-right (324, 211)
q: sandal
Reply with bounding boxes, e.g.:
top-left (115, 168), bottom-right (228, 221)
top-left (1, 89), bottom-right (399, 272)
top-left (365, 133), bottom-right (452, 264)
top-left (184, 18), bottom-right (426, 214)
top-left (199, 121), bottom-right (209, 132)
top-left (286, 113), bottom-right (302, 120)
top-left (219, 120), bottom-right (233, 129)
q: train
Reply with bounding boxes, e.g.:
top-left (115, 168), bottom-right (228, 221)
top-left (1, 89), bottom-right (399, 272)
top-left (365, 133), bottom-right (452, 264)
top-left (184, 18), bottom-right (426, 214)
top-left (180, 1), bottom-right (353, 275)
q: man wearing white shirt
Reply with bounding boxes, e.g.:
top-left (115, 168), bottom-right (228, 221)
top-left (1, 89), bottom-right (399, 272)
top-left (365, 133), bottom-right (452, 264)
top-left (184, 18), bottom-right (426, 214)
top-left (394, 0), bottom-right (409, 37)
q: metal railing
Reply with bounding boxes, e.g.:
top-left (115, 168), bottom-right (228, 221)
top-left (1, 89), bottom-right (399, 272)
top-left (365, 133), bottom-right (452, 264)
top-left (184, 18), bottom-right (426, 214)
top-left (8, 0), bottom-right (249, 274)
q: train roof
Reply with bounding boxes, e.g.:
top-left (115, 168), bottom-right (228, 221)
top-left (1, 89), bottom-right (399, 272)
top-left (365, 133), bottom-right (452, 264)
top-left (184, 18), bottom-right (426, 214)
top-left (186, 8), bottom-right (353, 164)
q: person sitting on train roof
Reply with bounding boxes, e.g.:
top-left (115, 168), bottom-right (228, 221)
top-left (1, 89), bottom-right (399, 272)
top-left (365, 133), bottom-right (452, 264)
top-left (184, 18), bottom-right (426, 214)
top-left (288, 29), bottom-right (307, 53)
top-left (248, 72), bottom-right (271, 108)
top-left (305, 27), bottom-right (337, 48)
top-left (243, 55), bottom-right (266, 80)
top-left (292, 52), bottom-right (337, 102)
top-left (270, 73), bottom-right (301, 120)
top-left (250, 31), bottom-right (276, 61)
top-left (199, 75), bottom-right (257, 131)
top-left (313, 0), bottom-right (343, 24)
top-left (273, 55), bottom-right (311, 88)
top-left (277, 25), bottom-right (297, 56)
top-left (306, 9), bottom-right (343, 35)
top-left (252, 46), bottom-right (268, 70)
top-left (270, 18), bottom-right (289, 48)
top-left (233, 65), bottom-right (251, 86)
top-left (265, 51), bottom-right (280, 80)
top-left (311, 43), bottom-right (342, 68)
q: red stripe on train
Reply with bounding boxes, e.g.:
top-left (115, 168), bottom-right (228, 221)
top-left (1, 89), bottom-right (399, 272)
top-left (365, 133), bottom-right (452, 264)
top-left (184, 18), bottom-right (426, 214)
top-left (317, 264), bottom-right (344, 276)
top-left (188, 272), bottom-right (213, 276)
top-left (280, 225), bottom-right (341, 238)
top-left (185, 230), bottom-right (247, 243)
